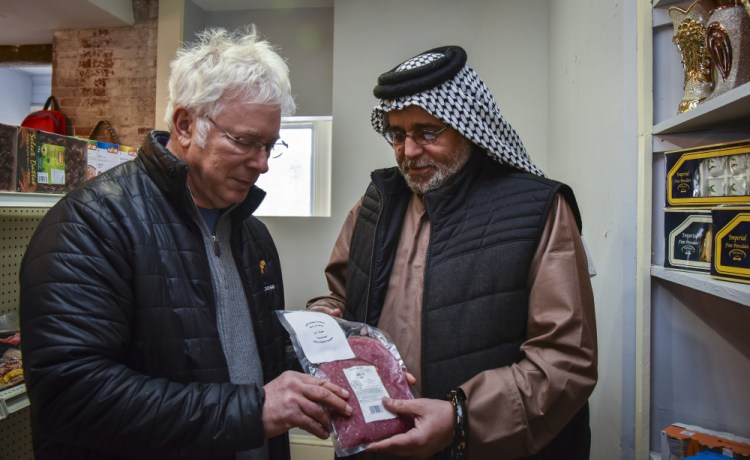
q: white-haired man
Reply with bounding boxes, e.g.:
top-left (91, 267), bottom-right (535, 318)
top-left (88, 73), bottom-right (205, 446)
top-left (20, 27), bottom-right (350, 460)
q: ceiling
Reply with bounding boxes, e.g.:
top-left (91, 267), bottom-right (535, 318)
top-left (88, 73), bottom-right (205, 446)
top-left (191, 0), bottom-right (333, 11)
top-left (0, 0), bottom-right (334, 46)
top-left (0, 0), bottom-right (134, 46)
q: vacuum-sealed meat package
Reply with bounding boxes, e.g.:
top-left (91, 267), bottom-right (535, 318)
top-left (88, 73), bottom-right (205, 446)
top-left (276, 310), bottom-right (415, 457)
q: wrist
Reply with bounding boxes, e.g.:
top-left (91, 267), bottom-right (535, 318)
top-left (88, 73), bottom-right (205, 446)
top-left (447, 388), bottom-right (468, 460)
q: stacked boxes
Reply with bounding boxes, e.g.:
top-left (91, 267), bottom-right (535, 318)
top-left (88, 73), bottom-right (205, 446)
top-left (86, 140), bottom-right (121, 179)
top-left (0, 123), bottom-right (137, 196)
top-left (665, 140), bottom-right (750, 282)
top-left (15, 125), bottom-right (89, 194)
top-left (666, 140), bottom-right (750, 206)
top-left (664, 208), bottom-right (713, 273)
top-left (711, 206), bottom-right (750, 284)
top-left (118, 144), bottom-right (137, 164)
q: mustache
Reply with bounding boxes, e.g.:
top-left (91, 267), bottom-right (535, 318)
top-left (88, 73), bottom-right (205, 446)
top-left (401, 159), bottom-right (436, 170)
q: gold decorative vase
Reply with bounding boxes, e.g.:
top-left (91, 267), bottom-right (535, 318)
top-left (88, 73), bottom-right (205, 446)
top-left (705, 2), bottom-right (750, 99)
top-left (669, 0), bottom-right (715, 113)
top-left (741, 0), bottom-right (750, 17)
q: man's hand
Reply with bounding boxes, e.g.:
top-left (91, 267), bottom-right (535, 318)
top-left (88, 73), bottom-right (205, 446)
top-left (306, 304), bottom-right (343, 318)
top-left (366, 397), bottom-right (454, 458)
top-left (262, 371), bottom-right (351, 439)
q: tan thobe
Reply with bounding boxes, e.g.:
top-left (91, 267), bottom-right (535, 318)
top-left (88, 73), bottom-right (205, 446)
top-left (307, 193), bottom-right (597, 459)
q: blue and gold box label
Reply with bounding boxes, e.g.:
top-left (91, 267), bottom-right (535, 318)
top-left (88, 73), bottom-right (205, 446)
top-left (664, 209), bottom-right (712, 272)
top-left (666, 140), bottom-right (750, 206)
top-left (712, 206), bottom-right (750, 284)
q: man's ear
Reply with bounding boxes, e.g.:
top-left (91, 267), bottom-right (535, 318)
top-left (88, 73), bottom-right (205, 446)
top-left (171, 107), bottom-right (194, 148)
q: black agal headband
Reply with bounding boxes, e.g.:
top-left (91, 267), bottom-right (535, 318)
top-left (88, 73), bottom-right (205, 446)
top-left (371, 45), bottom-right (544, 177)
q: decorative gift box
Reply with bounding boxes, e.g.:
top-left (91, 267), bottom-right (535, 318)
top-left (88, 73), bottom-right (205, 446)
top-left (664, 208), bottom-right (712, 273)
top-left (711, 205), bottom-right (750, 284)
top-left (666, 139), bottom-right (750, 206)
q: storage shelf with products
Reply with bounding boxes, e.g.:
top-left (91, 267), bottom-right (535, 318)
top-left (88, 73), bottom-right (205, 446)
top-left (0, 385), bottom-right (29, 421)
top-left (639, 0), bottom-right (750, 457)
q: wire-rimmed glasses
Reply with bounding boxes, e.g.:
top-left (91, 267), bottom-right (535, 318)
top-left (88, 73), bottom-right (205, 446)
top-left (383, 125), bottom-right (449, 146)
top-left (207, 116), bottom-right (288, 159)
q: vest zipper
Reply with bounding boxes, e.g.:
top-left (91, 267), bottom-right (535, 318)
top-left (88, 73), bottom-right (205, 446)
top-left (363, 189), bottom-right (384, 323)
top-left (421, 206), bottom-right (432, 395)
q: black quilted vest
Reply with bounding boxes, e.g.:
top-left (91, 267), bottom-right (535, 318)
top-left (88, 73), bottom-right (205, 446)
top-left (344, 153), bottom-right (589, 459)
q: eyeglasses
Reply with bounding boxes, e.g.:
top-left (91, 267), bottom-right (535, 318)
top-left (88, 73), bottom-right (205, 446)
top-left (383, 126), bottom-right (449, 146)
top-left (206, 116), bottom-right (288, 159)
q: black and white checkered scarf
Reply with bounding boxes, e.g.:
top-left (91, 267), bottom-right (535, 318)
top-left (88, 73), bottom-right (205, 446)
top-left (371, 46), bottom-right (544, 177)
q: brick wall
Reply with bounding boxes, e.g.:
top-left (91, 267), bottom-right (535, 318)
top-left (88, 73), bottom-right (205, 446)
top-left (52, 0), bottom-right (158, 149)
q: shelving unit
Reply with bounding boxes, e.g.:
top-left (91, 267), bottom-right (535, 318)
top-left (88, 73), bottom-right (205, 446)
top-left (0, 207), bottom-right (47, 458)
top-left (0, 385), bottom-right (29, 420)
top-left (651, 265), bottom-right (750, 306)
top-left (0, 192), bottom-right (61, 208)
top-left (638, 1), bottom-right (750, 457)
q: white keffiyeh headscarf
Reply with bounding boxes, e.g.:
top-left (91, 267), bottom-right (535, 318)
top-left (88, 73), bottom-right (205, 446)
top-left (371, 46), bottom-right (544, 177)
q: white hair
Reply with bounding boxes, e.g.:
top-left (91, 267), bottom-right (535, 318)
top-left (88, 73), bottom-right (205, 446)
top-left (164, 26), bottom-right (296, 145)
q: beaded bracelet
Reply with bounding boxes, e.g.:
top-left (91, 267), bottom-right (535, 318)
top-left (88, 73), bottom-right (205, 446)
top-left (447, 388), bottom-right (468, 460)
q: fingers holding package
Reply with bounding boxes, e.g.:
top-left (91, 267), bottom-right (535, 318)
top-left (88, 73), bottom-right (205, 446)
top-left (262, 370), bottom-right (351, 439)
top-left (366, 397), bottom-right (454, 458)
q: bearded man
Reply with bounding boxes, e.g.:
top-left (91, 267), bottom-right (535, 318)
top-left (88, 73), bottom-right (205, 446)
top-left (308, 45), bottom-right (598, 460)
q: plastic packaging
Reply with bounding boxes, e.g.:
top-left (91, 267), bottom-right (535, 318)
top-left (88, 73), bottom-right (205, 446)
top-left (276, 310), bottom-right (415, 456)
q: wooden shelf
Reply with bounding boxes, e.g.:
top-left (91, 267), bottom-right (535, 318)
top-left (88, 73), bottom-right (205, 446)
top-left (0, 384), bottom-right (28, 421)
top-left (653, 0), bottom-right (690, 7)
top-left (653, 83), bottom-right (750, 135)
top-left (651, 265), bottom-right (750, 306)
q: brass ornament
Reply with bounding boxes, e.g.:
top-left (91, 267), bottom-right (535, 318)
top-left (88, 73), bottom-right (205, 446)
top-left (670, 0), bottom-right (715, 113)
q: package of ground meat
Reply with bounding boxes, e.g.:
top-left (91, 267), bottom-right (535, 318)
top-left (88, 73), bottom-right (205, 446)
top-left (276, 310), bottom-right (415, 457)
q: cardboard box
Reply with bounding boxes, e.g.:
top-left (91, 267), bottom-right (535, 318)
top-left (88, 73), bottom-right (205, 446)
top-left (97, 141), bottom-right (120, 174)
top-left (16, 127), bottom-right (89, 194)
top-left (86, 140), bottom-right (99, 180)
top-left (118, 144), bottom-right (137, 164)
top-left (0, 123), bottom-right (18, 191)
top-left (661, 423), bottom-right (750, 460)
top-left (666, 140), bottom-right (750, 207)
top-left (711, 206), bottom-right (750, 284)
top-left (664, 208), bottom-right (712, 273)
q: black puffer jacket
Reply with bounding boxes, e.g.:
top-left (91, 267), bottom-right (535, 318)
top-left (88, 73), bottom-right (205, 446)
top-left (20, 131), bottom-right (291, 460)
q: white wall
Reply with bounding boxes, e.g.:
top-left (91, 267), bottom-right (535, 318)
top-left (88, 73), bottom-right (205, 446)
top-left (266, 1), bottom-right (637, 457)
top-left (264, 0), bottom-right (551, 308)
top-left (548, 1), bottom-right (637, 458)
top-left (159, 1), bottom-right (638, 457)
top-left (0, 69), bottom-right (33, 125)
top-left (204, 8), bottom-right (334, 117)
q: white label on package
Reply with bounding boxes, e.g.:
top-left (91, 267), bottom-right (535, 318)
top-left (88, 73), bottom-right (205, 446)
top-left (283, 311), bottom-right (355, 363)
top-left (343, 365), bottom-right (397, 423)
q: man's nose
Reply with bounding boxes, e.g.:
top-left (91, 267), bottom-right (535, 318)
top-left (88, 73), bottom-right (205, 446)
top-left (245, 153), bottom-right (270, 173)
top-left (402, 135), bottom-right (424, 157)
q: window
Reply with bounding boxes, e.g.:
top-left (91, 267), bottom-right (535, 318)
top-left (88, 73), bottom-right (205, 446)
top-left (254, 116), bottom-right (332, 217)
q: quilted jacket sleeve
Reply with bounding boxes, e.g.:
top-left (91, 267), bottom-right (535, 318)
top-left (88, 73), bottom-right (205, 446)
top-left (19, 183), bottom-right (265, 458)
